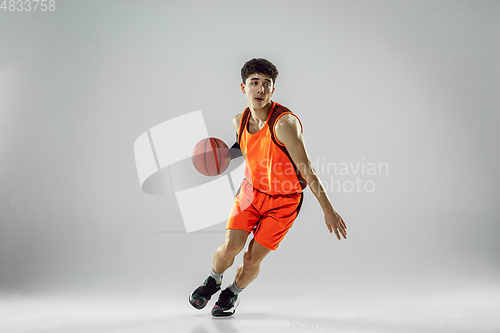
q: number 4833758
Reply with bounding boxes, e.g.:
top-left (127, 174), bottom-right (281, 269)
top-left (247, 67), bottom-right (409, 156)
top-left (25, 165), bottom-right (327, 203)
top-left (1, 0), bottom-right (56, 11)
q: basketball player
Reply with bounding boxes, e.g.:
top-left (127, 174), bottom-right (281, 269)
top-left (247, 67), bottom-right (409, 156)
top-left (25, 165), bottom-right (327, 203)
top-left (189, 58), bottom-right (347, 317)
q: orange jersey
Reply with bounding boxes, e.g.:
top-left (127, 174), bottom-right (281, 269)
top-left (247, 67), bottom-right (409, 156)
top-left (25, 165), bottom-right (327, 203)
top-left (237, 101), bottom-right (307, 195)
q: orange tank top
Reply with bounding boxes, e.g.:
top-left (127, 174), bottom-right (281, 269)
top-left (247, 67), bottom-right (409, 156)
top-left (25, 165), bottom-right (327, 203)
top-left (237, 101), bottom-right (307, 195)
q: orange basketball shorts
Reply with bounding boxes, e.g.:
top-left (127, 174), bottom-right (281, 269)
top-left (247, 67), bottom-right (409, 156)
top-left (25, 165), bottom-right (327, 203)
top-left (226, 178), bottom-right (304, 251)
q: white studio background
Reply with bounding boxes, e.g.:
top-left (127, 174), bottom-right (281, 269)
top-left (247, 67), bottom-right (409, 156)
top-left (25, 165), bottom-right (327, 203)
top-left (1, 0), bottom-right (499, 331)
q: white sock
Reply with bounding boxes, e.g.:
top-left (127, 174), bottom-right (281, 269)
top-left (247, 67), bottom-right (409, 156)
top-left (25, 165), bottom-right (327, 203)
top-left (228, 281), bottom-right (244, 295)
top-left (210, 268), bottom-right (223, 285)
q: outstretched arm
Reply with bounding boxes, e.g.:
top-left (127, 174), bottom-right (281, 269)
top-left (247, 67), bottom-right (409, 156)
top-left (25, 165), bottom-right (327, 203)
top-left (275, 114), bottom-right (347, 240)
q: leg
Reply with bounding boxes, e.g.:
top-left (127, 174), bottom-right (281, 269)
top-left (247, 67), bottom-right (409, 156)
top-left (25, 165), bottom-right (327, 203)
top-left (234, 238), bottom-right (271, 289)
top-left (189, 229), bottom-right (249, 310)
top-left (211, 238), bottom-right (269, 317)
top-left (212, 229), bottom-right (250, 274)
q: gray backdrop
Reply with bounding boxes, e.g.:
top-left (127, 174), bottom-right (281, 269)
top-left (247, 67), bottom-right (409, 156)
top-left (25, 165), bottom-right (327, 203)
top-left (1, 0), bottom-right (499, 331)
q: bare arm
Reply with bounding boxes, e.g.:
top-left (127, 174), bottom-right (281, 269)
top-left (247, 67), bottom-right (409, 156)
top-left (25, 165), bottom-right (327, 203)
top-left (230, 114), bottom-right (243, 159)
top-left (233, 113), bottom-right (242, 132)
top-left (275, 114), bottom-right (347, 240)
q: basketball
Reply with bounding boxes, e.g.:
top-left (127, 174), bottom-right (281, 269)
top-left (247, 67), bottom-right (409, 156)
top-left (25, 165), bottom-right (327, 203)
top-left (191, 137), bottom-right (231, 176)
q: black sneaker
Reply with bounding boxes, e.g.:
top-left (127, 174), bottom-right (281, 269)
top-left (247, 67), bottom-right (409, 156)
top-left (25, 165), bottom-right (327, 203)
top-left (211, 288), bottom-right (240, 317)
top-left (189, 276), bottom-right (221, 310)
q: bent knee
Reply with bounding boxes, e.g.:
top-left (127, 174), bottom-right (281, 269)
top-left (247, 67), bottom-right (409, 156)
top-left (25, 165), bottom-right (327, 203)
top-left (223, 241), bottom-right (245, 258)
top-left (243, 251), bottom-right (263, 269)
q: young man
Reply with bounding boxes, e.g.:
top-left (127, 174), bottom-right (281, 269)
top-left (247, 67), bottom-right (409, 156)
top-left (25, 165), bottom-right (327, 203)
top-left (189, 58), bottom-right (347, 317)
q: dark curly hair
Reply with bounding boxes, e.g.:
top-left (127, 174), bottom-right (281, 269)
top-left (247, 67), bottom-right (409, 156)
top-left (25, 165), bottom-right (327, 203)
top-left (241, 58), bottom-right (279, 86)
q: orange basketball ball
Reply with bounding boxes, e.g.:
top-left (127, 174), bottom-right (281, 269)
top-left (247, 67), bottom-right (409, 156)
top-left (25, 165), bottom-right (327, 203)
top-left (192, 137), bottom-right (231, 176)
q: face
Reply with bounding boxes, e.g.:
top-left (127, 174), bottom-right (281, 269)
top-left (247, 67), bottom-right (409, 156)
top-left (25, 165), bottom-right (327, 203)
top-left (241, 73), bottom-right (275, 110)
